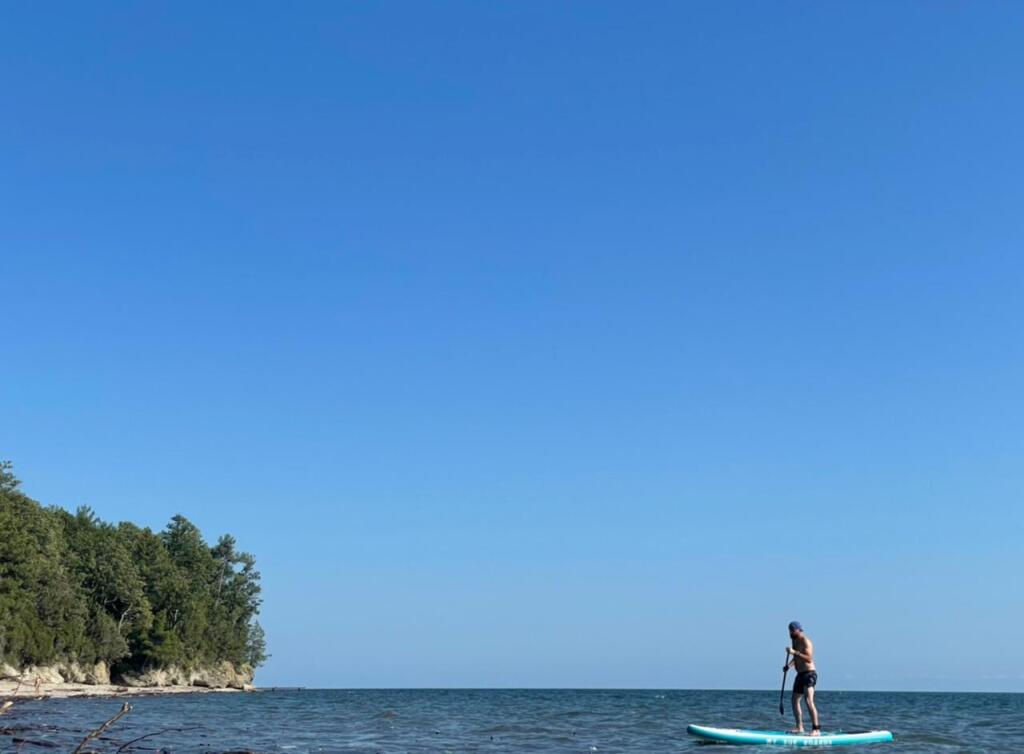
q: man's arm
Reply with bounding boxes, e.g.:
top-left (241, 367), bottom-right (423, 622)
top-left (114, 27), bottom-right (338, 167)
top-left (787, 639), bottom-right (814, 663)
top-left (784, 649), bottom-right (797, 670)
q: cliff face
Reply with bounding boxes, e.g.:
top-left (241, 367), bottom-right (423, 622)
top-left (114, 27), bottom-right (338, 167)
top-left (115, 661), bottom-right (254, 690)
top-left (0, 660), bottom-right (253, 690)
top-left (1, 661), bottom-right (110, 685)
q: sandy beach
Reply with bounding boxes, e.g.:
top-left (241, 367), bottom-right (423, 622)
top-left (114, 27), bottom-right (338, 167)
top-left (0, 678), bottom-right (243, 701)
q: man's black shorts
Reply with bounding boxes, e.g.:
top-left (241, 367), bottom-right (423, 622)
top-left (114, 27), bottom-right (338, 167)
top-left (793, 671), bottom-right (818, 694)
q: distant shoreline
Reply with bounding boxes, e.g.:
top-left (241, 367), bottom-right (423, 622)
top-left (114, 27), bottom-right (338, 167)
top-left (0, 679), bottom-right (246, 701)
top-left (7, 684), bottom-right (1020, 700)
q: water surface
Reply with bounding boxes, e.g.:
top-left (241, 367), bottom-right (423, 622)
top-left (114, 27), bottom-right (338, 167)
top-left (3, 689), bottom-right (1020, 752)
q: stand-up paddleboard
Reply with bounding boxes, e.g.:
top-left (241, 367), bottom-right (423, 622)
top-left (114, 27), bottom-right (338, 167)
top-left (687, 724), bottom-right (893, 746)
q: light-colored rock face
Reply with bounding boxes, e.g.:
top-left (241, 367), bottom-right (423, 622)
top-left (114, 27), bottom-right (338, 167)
top-left (22, 665), bottom-right (65, 684)
top-left (87, 661), bottom-right (111, 685)
top-left (189, 661), bottom-right (253, 689)
top-left (1, 660), bottom-right (247, 689)
top-left (57, 662), bottom-right (87, 684)
top-left (113, 662), bottom-right (253, 689)
top-left (0, 661), bottom-right (113, 686)
top-left (234, 663), bottom-right (255, 690)
top-left (115, 668), bottom-right (179, 687)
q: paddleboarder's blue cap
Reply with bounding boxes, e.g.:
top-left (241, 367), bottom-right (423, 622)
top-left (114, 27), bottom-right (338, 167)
top-left (789, 621), bottom-right (803, 631)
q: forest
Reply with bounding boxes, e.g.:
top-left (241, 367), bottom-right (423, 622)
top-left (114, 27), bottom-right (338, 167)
top-left (0, 461), bottom-right (265, 678)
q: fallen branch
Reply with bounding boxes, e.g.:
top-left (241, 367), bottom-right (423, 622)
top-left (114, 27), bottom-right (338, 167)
top-left (0, 700), bottom-right (12, 715)
top-left (115, 726), bottom-right (203, 753)
top-left (12, 735), bottom-right (57, 748)
top-left (72, 703), bottom-right (132, 754)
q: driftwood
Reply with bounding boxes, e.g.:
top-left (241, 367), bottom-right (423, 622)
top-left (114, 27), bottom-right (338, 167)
top-left (115, 725), bottom-right (203, 752)
top-left (0, 692), bottom-right (228, 752)
top-left (11, 736), bottom-right (58, 747)
top-left (72, 702), bottom-right (132, 754)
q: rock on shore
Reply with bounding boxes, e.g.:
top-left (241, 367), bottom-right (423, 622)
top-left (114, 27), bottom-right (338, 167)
top-left (0, 660), bottom-right (254, 698)
top-left (115, 661), bottom-right (253, 690)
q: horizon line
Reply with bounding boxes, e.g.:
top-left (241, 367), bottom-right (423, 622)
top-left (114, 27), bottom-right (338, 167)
top-left (265, 686), bottom-right (1024, 695)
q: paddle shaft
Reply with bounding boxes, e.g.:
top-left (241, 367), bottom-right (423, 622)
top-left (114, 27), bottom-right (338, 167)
top-left (779, 651), bottom-right (789, 715)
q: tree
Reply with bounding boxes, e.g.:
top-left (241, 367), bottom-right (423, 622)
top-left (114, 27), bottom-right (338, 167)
top-left (0, 460), bottom-right (20, 493)
top-left (0, 462), bottom-right (267, 675)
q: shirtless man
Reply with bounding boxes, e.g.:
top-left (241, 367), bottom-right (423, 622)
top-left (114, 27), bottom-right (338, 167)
top-left (785, 621), bottom-right (820, 736)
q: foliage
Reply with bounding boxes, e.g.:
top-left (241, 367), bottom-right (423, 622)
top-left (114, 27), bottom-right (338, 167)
top-left (0, 462), bottom-right (265, 673)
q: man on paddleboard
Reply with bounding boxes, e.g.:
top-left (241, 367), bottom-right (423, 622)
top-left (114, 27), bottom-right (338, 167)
top-left (785, 621), bottom-right (820, 736)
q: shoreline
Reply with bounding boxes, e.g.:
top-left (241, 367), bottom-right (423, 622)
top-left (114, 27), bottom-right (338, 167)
top-left (0, 679), bottom-right (245, 701)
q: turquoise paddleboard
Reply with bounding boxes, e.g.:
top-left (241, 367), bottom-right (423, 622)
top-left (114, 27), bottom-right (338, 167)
top-left (687, 724), bottom-right (893, 747)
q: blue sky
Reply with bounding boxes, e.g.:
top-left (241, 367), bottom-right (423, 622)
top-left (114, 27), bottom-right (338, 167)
top-left (2, 2), bottom-right (1023, 691)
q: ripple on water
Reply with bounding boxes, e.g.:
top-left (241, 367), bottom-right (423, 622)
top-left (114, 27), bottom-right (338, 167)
top-left (1, 689), bottom-right (1022, 753)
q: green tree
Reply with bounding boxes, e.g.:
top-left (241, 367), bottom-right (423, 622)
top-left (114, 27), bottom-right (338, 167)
top-left (0, 461), bottom-right (267, 675)
top-left (0, 460), bottom-right (20, 493)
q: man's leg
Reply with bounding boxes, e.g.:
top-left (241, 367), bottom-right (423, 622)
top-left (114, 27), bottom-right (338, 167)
top-left (790, 691), bottom-right (804, 733)
top-left (805, 687), bottom-right (820, 735)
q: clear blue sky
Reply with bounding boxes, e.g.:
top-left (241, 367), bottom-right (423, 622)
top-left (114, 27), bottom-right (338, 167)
top-left (3, 2), bottom-right (1023, 691)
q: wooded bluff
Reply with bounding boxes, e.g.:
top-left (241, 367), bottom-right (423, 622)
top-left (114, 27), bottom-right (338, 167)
top-left (0, 462), bottom-right (265, 687)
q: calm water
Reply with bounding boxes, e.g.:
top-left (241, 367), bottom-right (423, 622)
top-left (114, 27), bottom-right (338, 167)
top-left (2, 689), bottom-right (1022, 753)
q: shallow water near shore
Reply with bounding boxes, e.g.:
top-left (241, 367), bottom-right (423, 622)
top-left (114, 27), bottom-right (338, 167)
top-left (3, 688), bottom-right (1022, 753)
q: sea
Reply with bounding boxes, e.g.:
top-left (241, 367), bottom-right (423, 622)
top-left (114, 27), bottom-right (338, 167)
top-left (2, 689), bottom-right (1021, 753)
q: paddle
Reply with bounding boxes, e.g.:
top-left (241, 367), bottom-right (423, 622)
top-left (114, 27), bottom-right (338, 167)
top-left (779, 651), bottom-right (789, 715)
